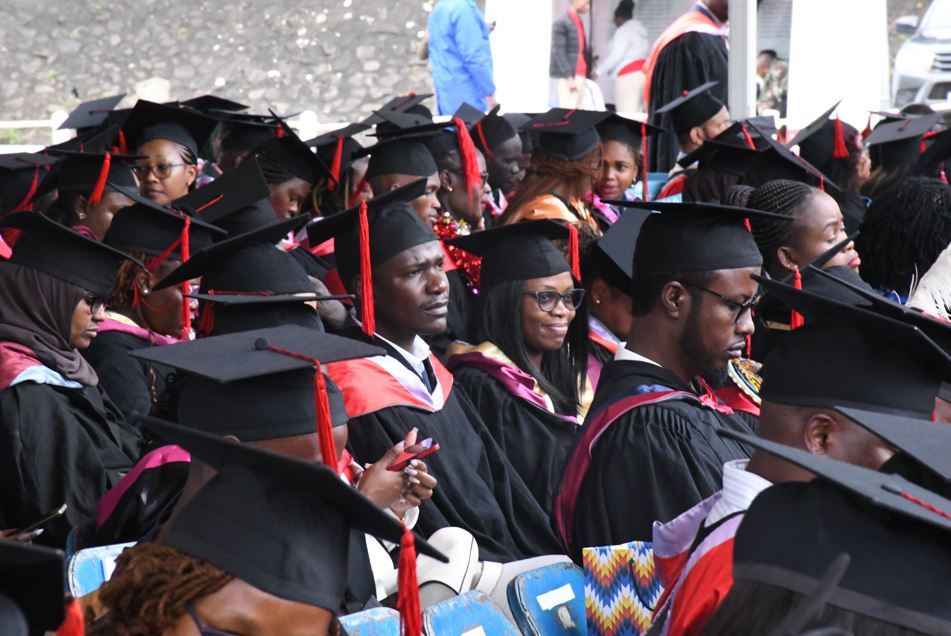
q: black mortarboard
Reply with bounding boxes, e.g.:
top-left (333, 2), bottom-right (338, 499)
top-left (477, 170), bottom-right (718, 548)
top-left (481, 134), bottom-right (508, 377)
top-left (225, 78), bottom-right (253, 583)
top-left (132, 325), bottom-right (381, 446)
top-left (597, 114), bottom-right (663, 153)
top-left (452, 102), bottom-right (485, 125)
top-left (787, 102), bottom-right (858, 167)
top-left (448, 220), bottom-right (572, 286)
top-left (172, 157), bottom-right (273, 235)
top-left (363, 137), bottom-right (439, 179)
top-left (154, 215), bottom-right (309, 292)
top-left (180, 94), bottom-right (249, 114)
top-left (58, 93), bottom-right (126, 131)
top-left (866, 113), bottom-right (944, 171)
top-left (755, 275), bottom-right (951, 416)
top-left (0, 540), bottom-right (65, 634)
top-left (306, 123), bottom-right (370, 187)
top-left (528, 108), bottom-right (610, 161)
top-left (0, 153), bottom-right (58, 214)
top-left (590, 208), bottom-right (652, 287)
top-left (914, 127), bottom-right (951, 179)
top-left (122, 100), bottom-right (218, 158)
top-left (252, 129), bottom-right (330, 185)
top-left (370, 109), bottom-right (446, 139)
top-left (363, 93), bottom-right (434, 126)
top-left (138, 417), bottom-right (446, 615)
top-left (216, 114), bottom-right (281, 153)
top-left (722, 431), bottom-right (951, 634)
top-left (743, 120), bottom-right (841, 194)
top-left (679, 120), bottom-right (766, 170)
top-left (104, 188), bottom-right (226, 258)
top-left (35, 149), bottom-right (140, 202)
top-left (611, 200), bottom-right (787, 275)
top-left (1, 212), bottom-right (141, 296)
top-left (470, 105), bottom-right (519, 155)
top-left (653, 81), bottom-right (724, 137)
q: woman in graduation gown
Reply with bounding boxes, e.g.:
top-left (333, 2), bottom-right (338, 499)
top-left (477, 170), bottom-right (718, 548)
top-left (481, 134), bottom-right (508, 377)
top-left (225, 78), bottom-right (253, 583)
top-left (0, 213), bottom-right (142, 546)
top-left (446, 221), bottom-right (591, 513)
top-left (250, 129), bottom-right (328, 221)
top-left (81, 195), bottom-right (224, 420)
top-left (590, 115), bottom-right (660, 220)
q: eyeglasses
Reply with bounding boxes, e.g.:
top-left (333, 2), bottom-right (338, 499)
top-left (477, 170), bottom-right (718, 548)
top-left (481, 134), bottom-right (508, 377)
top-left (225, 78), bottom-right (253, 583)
top-left (523, 288), bottom-right (585, 312)
top-left (81, 292), bottom-right (107, 312)
top-left (187, 605), bottom-right (242, 636)
top-left (452, 170), bottom-right (490, 186)
top-left (131, 162), bottom-right (185, 179)
top-left (681, 282), bottom-right (761, 324)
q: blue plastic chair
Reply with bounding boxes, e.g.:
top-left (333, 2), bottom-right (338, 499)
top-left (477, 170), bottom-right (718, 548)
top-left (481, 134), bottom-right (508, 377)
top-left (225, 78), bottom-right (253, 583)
top-left (506, 562), bottom-right (586, 635)
top-left (423, 591), bottom-right (519, 636)
top-left (339, 607), bottom-right (401, 636)
top-left (66, 542), bottom-right (134, 597)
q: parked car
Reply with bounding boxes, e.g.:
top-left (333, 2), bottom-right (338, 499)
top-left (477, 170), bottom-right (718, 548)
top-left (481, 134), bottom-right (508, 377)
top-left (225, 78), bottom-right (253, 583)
top-left (893, 0), bottom-right (951, 108)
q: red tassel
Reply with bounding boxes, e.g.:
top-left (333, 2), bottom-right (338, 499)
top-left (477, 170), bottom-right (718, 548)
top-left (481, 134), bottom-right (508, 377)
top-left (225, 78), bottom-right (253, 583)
top-left (56, 597), bottom-right (84, 636)
top-left (180, 216), bottom-right (192, 338)
top-left (117, 129), bottom-right (128, 155)
top-left (641, 121), bottom-right (649, 202)
top-left (10, 167), bottom-right (38, 213)
top-left (740, 124), bottom-right (756, 150)
top-left (832, 117), bottom-right (849, 159)
top-left (818, 175), bottom-right (825, 193)
top-left (88, 152), bottom-right (111, 206)
top-left (453, 117), bottom-right (482, 209)
top-left (567, 224), bottom-right (581, 280)
top-left (358, 201), bottom-right (375, 337)
top-left (861, 114), bottom-right (872, 140)
top-left (790, 268), bottom-right (805, 329)
top-left (777, 125), bottom-right (787, 145)
top-left (397, 524), bottom-right (422, 636)
top-left (744, 218), bottom-right (752, 233)
top-left (329, 136), bottom-right (344, 188)
top-left (276, 125), bottom-right (285, 138)
top-left (198, 303), bottom-right (215, 337)
top-left (474, 119), bottom-right (497, 162)
top-left (941, 164), bottom-right (948, 184)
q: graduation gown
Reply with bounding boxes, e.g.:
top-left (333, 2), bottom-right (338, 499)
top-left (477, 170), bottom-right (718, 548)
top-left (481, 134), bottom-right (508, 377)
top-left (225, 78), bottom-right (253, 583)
top-left (0, 364), bottom-right (142, 547)
top-left (555, 359), bottom-right (753, 559)
top-left (446, 342), bottom-right (581, 514)
top-left (648, 32), bottom-right (728, 173)
top-left (327, 330), bottom-right (563, 562)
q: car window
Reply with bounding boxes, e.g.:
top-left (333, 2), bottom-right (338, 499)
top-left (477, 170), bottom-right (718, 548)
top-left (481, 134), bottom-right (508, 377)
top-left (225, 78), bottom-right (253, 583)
top-left (922, 0), bottom-right (951, 38)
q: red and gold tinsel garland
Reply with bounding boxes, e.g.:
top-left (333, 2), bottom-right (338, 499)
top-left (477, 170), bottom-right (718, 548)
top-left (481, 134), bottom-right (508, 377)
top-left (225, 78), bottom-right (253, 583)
top-left (432, 214), bottom-right (482, 293)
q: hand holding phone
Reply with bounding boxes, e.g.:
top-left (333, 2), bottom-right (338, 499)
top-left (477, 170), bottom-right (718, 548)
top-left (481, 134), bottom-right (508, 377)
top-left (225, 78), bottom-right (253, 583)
top-left (387, 437), bottom-right (440, 471)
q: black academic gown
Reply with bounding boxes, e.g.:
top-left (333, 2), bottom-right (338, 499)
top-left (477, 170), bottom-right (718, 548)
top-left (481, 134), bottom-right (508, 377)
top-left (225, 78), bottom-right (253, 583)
top-left (335, 331), bottom-right (563, 562)
top-left (451, 364), bottom-right (579, 515)
top-left (0, 382), bottom-right (142, 546)
top-left (82, 330), bottom-right (171, 421)
top-left (648, 32), bottom-right (729, 173)
top-left (570, 360), bottom-right (752, 556)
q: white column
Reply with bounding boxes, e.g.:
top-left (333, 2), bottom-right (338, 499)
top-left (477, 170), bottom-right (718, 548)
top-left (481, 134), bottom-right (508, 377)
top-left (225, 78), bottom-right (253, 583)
top-left (728, 0), bottom-right (758, 120)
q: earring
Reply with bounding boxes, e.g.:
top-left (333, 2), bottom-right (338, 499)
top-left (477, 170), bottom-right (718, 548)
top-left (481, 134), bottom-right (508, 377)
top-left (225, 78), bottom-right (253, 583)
top-left (77, 211), bottom-right (86, 220)
top-left (594, 298), bottom-right (601, 305)
top-left (141, 287), bottom-right (149, 296)
top-left (446, 185), bottom-right (454, 192)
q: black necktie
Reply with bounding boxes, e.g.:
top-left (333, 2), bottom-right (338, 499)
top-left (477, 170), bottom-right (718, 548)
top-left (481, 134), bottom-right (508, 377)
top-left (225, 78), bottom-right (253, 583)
top-left (420, 358), bottom-right (436, 393)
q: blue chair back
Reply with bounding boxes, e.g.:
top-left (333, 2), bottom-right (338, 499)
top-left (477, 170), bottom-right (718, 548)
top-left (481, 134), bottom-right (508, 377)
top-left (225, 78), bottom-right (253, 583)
top-left (423, 591), bottom-right (519, 636)
top-left (507, 562), bottom-right (586, 635)
top-left (339, 607), bottom-right (401, 636)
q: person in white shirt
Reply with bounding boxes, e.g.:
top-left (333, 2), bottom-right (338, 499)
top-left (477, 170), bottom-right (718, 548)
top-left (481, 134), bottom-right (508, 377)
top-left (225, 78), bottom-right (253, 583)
top-left (596, 1), bottom-right (649, 112)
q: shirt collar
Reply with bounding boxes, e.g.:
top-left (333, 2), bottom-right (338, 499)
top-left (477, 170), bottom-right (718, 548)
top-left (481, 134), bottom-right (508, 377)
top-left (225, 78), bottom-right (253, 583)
top-left (614, 345), bottom-right (662, 367)
top-left (373, 331), bottom-right (431, 376)
top-left (705, 459), bottom-right (773, 526)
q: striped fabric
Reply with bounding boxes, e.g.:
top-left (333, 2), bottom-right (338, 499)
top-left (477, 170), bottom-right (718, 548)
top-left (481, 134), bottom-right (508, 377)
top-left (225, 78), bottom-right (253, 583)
top-left (583, 540), bottom-right (664, 635)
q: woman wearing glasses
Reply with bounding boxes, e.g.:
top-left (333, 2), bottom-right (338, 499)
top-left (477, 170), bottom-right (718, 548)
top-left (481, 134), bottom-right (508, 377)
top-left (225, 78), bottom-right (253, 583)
top-left (0, 213), bottom-right (142, 547)
top-left (446, 221), bottom-right (590, 512)
top-left (122, 100), bottom-right (217, 206)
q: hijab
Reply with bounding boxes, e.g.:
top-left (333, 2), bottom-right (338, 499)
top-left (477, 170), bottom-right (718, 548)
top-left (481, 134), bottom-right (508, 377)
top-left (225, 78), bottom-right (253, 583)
top-left (0, 262), bottom-right (99, 386)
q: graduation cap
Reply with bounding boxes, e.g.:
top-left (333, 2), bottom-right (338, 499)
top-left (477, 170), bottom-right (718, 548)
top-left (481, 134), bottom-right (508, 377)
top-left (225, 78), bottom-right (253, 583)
top-left (138, 417), bottom-right (446, 623)
top-left (597, 113), bottom-right (663, 153)
top-left (58, 93), bottom-right (126, 131)
top-left (132, 325), bottom-right (382, 457)
top-left (251, 128), bottom-right (330, 185)
top-left (653, 81), bottom-right (725, 137)
top-left (470, 105), bottom-right (520, 159)
top-left (721, 430), bottom-right (951, 634)
top-left (866, 113), bottom-right (944, 171)
top-left (528, 108), bottom-right (610, 161)
top-left (0, 539), bottom-right (66, 634)
top-left (448, 219), bottom-right (573, 286)
top-left (305, 178), bottom-right (435, 336)
top-left (914, 127), bottom-right (951, 180)
top-left (755, 274), bottom-right (951, 417)
top-left (172, 156), bottom-right (273, 235)
top-left (306, 122), bottom-right (371, 188)
top-left (180, 94), bottom-right (249, 114)
top-left (678, 120), bottom-right (766, 169)
top-left (586, 208), bottom-right (652, 290)
top-left (452, 102), bottom-right (485, 125)
top-left (35, 148), bottom-right (141, 207)
top-left (0, 212), bottom-right (142, 296)
top-left (362, 136), bottom-right (439, 180)
top-left (608, 200), bottom-right (788, 275)
top-left (215, 113), bottom-right (281, 153)
top-left (744, 120), bottom-right (841, 195)
top-left (787, 102), bottom-right (859, 167)
top-left (121, 100), bottom-right (218, 159)
top-left (363, 93), bottom-right (434, 126)
top-left (0, 153), bottom-right (58, 214)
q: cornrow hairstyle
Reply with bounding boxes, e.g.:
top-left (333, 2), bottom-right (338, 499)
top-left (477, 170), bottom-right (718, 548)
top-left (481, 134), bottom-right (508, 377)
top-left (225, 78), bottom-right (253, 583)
top-left (745, 179), bottom-right (818, 263)
top-left (256, 152), bottom-right (297, 186)
top-left (88, 542), bottom-right (233, 636)
top-left (856, 176), bottom-right (951, 294)
top-left (723, 184), bottom-right (754, 208)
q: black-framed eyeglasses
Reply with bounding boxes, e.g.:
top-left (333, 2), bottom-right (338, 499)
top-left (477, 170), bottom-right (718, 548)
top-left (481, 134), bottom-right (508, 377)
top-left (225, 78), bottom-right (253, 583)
top-left (131, 162), bottom-right (185, 179)
top-left (187, 604), bottom-right (242, 636)
top-left (523, 288), bottom-right (585, 312)
top-left (681, 281), bottom-right (761, 324)
top-left (81, 292), bottom-right (107, 312)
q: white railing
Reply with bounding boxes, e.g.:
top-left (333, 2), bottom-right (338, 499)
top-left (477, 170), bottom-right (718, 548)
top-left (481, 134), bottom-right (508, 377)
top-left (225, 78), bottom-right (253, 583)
top-left (0, 110), bottom-right (71, 153)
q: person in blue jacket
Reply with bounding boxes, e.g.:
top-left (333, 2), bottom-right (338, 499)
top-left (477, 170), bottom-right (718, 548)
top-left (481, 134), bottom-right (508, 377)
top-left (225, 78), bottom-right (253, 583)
top-left (427, 0), bottom-right (497, 115)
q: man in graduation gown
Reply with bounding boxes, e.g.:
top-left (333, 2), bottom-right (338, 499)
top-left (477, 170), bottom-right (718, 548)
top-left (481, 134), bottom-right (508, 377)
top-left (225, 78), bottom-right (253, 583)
top-left (554, 200), bottom-right (791, 560)
top-left (311, 194), bottom-right (563, 562)
top-left (644, 0), bottom-right (729, 173)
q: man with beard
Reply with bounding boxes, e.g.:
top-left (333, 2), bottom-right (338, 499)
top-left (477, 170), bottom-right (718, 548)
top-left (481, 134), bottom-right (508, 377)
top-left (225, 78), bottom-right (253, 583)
top-left (554, 201), bottom-right (790, 559)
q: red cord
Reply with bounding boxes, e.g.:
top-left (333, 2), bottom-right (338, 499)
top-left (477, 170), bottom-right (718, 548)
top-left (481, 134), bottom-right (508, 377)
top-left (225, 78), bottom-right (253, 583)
top-left (329, 136), bottom-right (344, 187)
top-left (567, 223), bottom-right (581, 280)
top-left (790, 268), bottom-right (805, 329)
top-left (453, 116), bottom-right (482, 210)
top-left (358, 201), bottom-right (375, 337)
top-left (397, 524), bottom-right (422, 636)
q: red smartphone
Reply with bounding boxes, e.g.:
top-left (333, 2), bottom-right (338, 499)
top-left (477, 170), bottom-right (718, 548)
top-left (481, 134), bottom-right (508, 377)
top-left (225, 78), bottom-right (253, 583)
top-left (388, 438), bottom-right (440, 471)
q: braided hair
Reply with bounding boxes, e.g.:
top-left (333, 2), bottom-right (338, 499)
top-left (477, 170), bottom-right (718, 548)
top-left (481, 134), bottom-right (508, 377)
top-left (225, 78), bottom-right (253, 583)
top-left (745, 179), bottom-right (819, 276)
top-left (856, 176), bottom-right (951, 294)
top-left (88, 543), bottom-right (233, 635)
top-left (724, 184), bottom-right (754, 208)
